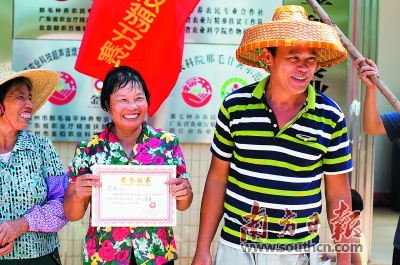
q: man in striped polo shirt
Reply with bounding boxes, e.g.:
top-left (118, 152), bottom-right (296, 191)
top-left (192, 5), bottom-right (353, 265)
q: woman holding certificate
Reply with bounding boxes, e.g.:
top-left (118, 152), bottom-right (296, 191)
top-left (64, 66), bottom-right (193, 265)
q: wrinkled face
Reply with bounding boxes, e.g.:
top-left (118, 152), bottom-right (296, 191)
top-left (0, 84), bottom-right (33, 131)
top-left (107, 83), bottom-right (148, 132)
top-left (267, 47), bottom-right (318, 95)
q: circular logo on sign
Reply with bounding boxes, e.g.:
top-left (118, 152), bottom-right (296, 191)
top-left (220, 78), bottom-right (247, 100)
top-left (49, 71), bottom-right (77, 105)
top-left (182, 77), bottom-right (212, 108)
top-left (93, 79), bottom-right (103, 94)
top-left (149, 202), bottom-right (156, 209)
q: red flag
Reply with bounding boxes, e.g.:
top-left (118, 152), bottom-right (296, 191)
top-left (75, 0), bottom-right (199, 116)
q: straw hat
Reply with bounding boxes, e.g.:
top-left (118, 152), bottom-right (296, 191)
top-left (236, 5), bottom-right (347, 68)
top-left (0, 65), bottom-right (60, 114)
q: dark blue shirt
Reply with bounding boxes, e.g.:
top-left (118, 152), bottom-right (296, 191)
top-left (381, 112), bottom-right (400, 249)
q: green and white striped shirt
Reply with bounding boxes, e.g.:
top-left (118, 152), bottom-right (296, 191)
top-left (211, 76), bottom-right (353, 250)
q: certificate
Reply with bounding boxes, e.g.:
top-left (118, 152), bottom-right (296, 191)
top-left (91, 165), bottom-right (176, 227)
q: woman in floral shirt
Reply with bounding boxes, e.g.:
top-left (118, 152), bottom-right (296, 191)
top-left (63, 66), bottom-right (193, 265)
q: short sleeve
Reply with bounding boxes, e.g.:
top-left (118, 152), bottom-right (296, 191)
top-left (381, 112), bottom-right (400, 141)
top-left (39, 137), bottom-right (65, 178)
top-left (322, 112), bottom-right (353, 175)
top-left (210, 99), bottom-right (234, 161)
top-left (67, 140), bottom-right (91, 183)
top-left (172, 137), bottom-right (189, 179)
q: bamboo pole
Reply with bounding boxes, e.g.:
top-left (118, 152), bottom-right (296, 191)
top-left (306, 0), bottom-right (400, 114)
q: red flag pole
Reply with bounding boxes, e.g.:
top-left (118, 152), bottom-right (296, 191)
top-left (306, 0), bottom-right (400, 114)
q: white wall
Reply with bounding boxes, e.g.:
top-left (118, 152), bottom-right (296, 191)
top-left (374, 0), bottom-right (400, 193)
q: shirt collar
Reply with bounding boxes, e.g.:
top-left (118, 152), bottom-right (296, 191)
top-left (252, 75), bottom-right (316, 111)
top-left (13, 131), bottom-right (36, 152)
top-left (252, 76), bottom-right (269, 99)
top-left (104, 121), bottom-right (149, 151)
top-left (305, 83), bottom-right (316, 111)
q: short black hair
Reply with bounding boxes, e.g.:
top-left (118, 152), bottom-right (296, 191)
top-left (266, 47), bottom-right (277, 57)
top-left (0, 77), bottom-right (32, 116)
top-left (100, 66), bottom-right (150, 112)
top-left (351, 189), bottom-right (364, 212)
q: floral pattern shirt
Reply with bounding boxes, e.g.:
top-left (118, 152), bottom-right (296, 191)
top-left (68, 122), bottom-right (189, 265)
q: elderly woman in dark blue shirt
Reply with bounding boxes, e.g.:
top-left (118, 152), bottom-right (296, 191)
top-left (0, 65), bottom-right (68, 264)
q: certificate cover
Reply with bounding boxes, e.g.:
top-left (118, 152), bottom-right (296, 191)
top-left (91, 165), bottom-right (176, 227)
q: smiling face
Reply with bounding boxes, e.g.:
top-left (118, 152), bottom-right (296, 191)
top-left (266, 47), bottom-right (317, 96)
top-left (107, 82), bottom-right (148, 134)
top-left (0, 84), bottom-right (33, 131)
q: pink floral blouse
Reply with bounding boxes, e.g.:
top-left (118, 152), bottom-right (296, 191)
top-left (68, 122), bottom-right (189, 265)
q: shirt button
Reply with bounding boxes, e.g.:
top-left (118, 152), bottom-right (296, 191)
top-left (269, 109), bottom-right (272, 113)
top-left (273, 124), bottom-right (277, 128)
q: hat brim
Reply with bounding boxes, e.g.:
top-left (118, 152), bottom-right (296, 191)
top-left (236, 20), bottom-right (347, 68)
top-left (0, 69), bottom-right (60, 114)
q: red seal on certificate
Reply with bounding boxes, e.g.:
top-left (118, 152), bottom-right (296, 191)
top-left (149, 202), bottom-right (156, 209)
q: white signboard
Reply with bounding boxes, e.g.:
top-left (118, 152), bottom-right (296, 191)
top-left (14, 0), bottom-right (92, 40)
top-left (148, 44), bottom-right (268, 143)
top-left (13, 39), bottom-right (110, 142)
top-left (185, 0), bottom-right (283, 44)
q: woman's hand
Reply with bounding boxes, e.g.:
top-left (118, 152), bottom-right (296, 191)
top-left (320, 252), bottom-right (336, 262)
top-left (166, 178), bottom-right (193, 211)
top-left (64, 174), bottom-right (101, 222)
top-left (354, 58), bottom-right (379, 89)
top-left (64, 174), bottom-right (102, 221)
top-left (0, 217), bottom-right (29, 247)
top-left (166, 178), bottom-right (192, 200)
top-left (0, 241), bottom-right (14, 256)
top-left (73, 174), bottom-right (102, 201)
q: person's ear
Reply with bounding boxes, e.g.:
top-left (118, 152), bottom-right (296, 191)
top-left (264, 50), bottom-right (274, 65)
top-left (105, 100), bottom-right (111, 113)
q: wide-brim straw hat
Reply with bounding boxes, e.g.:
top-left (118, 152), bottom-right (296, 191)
top-left (236, 5), bottom-right (347, 68)
top-left (0, 65), bottom-right (60, 114)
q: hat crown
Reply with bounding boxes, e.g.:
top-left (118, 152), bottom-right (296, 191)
top-left (0, 65), bottom-right (60, 114)
top-left (236, 5), bottom-right (347, 69)
top-left (272, 5), bottom-right (309, 22)
top-left (0, 65), bottom-right (17, 83)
